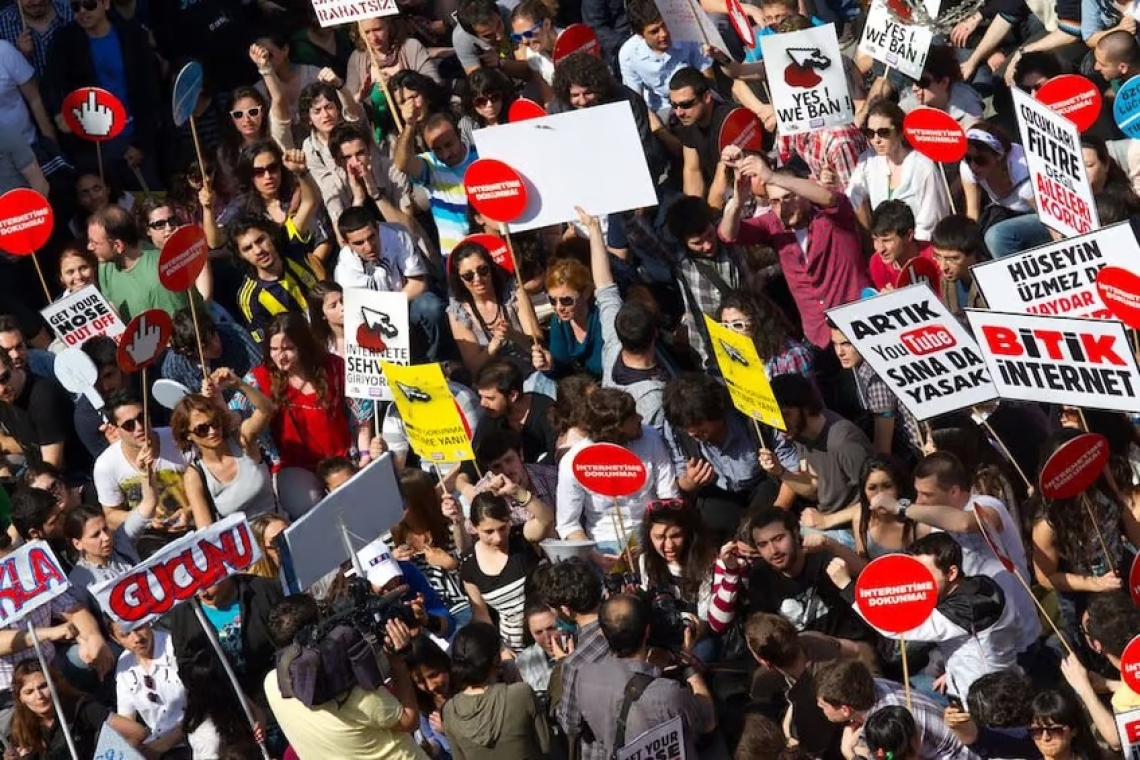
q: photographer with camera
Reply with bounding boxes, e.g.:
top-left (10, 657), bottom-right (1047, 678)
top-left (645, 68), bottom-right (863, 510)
top-left (264, 594), bottom-right (429, 760)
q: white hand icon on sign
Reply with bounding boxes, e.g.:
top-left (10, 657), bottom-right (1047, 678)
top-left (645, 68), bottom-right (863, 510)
top-left (71, 90), bottom-right (115, 137)
top-left (124, 315), bottom-right (161, 365)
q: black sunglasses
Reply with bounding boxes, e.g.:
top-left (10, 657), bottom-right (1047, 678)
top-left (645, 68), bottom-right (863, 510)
top-left (862, 127), bottom-right (894, 140)
top-left (252, 162), bottom-right (280, 177)
top-left (964, 152), bottom-right (990, 165)
top-left (669, 96), bottom-right (700, 110)
top-left (147, 217), bottom-right (178, 231)
top-left (460, 264), bottom-right (491, 282)
top-left (190, 421), bottom-right (219, 438)
top-left (118, 413), bottom-right (145, 433)
top-left (1028, 725), bottom-right (1068, 738)
top-left (70, 0), bottom-right (99, 11)
top-left (473, 93), bottom-right (502, 109)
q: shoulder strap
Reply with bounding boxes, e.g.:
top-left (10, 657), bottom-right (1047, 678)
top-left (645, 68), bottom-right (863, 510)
top-left (612, 672), bottom-right (657, 757)
top-left (687, 255), bottom-right (734, 299)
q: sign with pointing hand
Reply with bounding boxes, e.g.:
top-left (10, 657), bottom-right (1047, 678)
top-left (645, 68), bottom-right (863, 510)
top-left (61, 87), bottom-right (127, 142)
top-left (117, 309), bottom-right (172, 373)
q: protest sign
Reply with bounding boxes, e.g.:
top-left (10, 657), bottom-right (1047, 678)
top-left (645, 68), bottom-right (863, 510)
top-left (704, 315), bottom-right (786, 429)
top-left (94, 722), bottom-right (146, 760)
top-left (966, 310), bottom-right (1140, 413)
top-left (509, 98), bottom-right (547, 122)
top-left (310, 0), bottom-right (398, 27)
top-left (726, 0), bottom-right (756, 47)
top-left (1122, 635), bottom-right (1140, 693)
top-left (381, 361), bottom-right (475, 463)
top-left (116, 310), bottom-right (172, 373)
top-left (854, 554), bottom-right (938, 633)
top-left (158, 225), bottom-right (209, 292)
top-left (759, 24), bottom-right (853, 134)
top-left (171, 61), bottom-right (204, 128)
top-left (971, 223), bottom-right (1140, 320)
top-left (473, 102), bottom-right (657, 232)
top-left (826, 285), bottom-right (996, 420)
top-left (903, 106), bottom-right (966, 163)
top-left (152, 379), bottom-right (191, 411)
top-left (61, 88), bottom-right (127, 142)
top-left (0, 188), bottom-right (53, 256)
top-left (92, 514), bottom-right (260, 631)
top-left (718, 108), bottom-right (764, 153)
top-left (858, 0), bottom-right (934, 81)
top-left (1039, 433), bottom-right (1109, 499)
top-left (278, 453), bottom-right (403, 593)
top-left (456, 233), bottom-right (512, 273)
top-left (1035, 74), bottom-right (1101, 133)
top-left (55, 348), bottom-right (103, 411)
top-left (1096, 266), bottom-right (1140, 328)
top-left (464, 159), bottom-right (529, 223)
top-left (553, 24), bottom-right (601, 63)
top-left (896, 256), bottom-right (941, 293)
top-left (653, 0), bottom-right (729, 53)
top-left (1114, 706), bottom-right (1140, 758)
top-left (0, 541), bottom-right (69, 628)
top-left (1011, 88), bottom-right (1098, 237)
top-left (572, 443), bottom-right (648, 498)
top-left (41, 284), bottom-right (124, 347)
top-left (343, 289), bottom-right (410, 401)
top-left (1114, 76), bottom-right (1140, 138)
top-left (617, 714), bottom-right (686, 760)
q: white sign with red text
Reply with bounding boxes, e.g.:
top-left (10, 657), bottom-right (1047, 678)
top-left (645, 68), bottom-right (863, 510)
top-left (0, 541), bottom-right (70, 628)
top-left (41, 284), bottom-right (125, 348)
top-left (760, 24), bottom-right (854, 134)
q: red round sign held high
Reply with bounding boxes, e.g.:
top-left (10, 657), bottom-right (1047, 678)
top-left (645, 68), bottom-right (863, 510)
top-left (726, 0), bottom-right (756, 48)
top-left (508, 98), bottom-right (547, 123)
top-left (1035, 75), bottom-right (1102, 134)
top-left (903, 107), bottom-right (967, 163)
top-left (0, 189), bottom-right (53, 255)
top-left (1039, 433), bottom-right (1110, 500)
top-left (1096, 266), bottom-right (1140, 329)
top-left (61, 87), bottom-right (128, 142)
top-left (117, 310), bottom-right (173, 373)
top-left (158, 225), bottom-right (209, 292)
top-left (1121, 635), bottom-right (1140, 694)
top-left (718, 108), bottom-right (764, 154)
top-left (572, 443), bottom-right (648, 498)
top-left (464, 159), bottom-right (528, 224)
top-left (553, 24), bottom-right (601, 64)
top-left (896, 255), bottom-right (942, 294)
top-left (854, 554), bottom-right (938, 633)
top-left (455, 232), bottom-right (513, 274)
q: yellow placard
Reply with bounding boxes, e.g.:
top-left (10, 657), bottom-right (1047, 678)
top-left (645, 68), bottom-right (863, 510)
top-left (703, 315), bottom-right (786, 431)
top-left (381, 362), bottom-right (475, 463)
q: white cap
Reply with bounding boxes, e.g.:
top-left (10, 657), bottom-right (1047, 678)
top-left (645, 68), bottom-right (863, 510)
top-left (354, 538), bottom-right (403, 589)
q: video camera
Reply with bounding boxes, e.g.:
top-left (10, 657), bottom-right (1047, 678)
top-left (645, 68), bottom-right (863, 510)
top-left (602, 574), bottom-right (693, 653)
top-left (274, 578), bottom-right (419, 707)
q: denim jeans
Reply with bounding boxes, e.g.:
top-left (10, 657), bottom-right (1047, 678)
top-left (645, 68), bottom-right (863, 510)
top-left (985, 214), bottom-right (1052, 259)
top-left (410, 290), bottom-right (458, 363)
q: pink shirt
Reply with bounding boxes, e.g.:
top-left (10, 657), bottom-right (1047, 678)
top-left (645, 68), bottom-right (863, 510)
top-left (869, 242), bottom-right (936, 291)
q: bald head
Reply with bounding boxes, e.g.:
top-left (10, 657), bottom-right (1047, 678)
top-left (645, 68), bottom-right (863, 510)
top-left (1097, 30), bottom-right (1140, 74)
top-left (599, 594), bottom-right (651, 657)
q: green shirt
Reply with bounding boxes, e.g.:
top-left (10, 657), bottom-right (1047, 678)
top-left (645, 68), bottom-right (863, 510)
top-left (98, 246), bottom-right (191, 322)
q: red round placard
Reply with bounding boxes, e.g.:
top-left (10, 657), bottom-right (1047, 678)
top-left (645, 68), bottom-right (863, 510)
top-left (1121, 635), bottom-right (1140, 694)
top-left (61, 87), bottom-right (128, 142)
top-left (553, 24), bottom-right (601, 64)
top-left (464, 159), bottom-right (528, 224)
top-left (726, 0), bottom-right (756, 48)
top-left (718, 108), bottom-right (764, 154)
top-left (897, 255), bottom-right (942, 294)
top-left (117, 310), bottom-right (173, 373)
top-left (1096, 266), bottom-right (1140, 329)
top-left (1035, 74), bottom-right (1102, 133)
top-left (903, 107), bottom-right (967, 163)
top-left (572, 443), bottom-right (648, 498)
top-left (1039, 433), bottom-right (1110, 500)
top-left (854, 554), bottom-right (938, 633)
top-left (158, 225), bottom-right (209, 292)
top-left (508, 98), bottom-right (547, 123)
top-left (0, 189), bottom-right (53, 255)
top-left (455, 232), bottom-right (513, 274)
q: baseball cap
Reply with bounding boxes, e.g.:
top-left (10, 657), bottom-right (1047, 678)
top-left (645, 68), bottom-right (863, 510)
top-left (352, 538), bottom-right (403, 589)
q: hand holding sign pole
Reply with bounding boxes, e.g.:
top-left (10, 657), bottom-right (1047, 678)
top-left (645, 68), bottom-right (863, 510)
top-left (572, 442), bottom-right (647, 577)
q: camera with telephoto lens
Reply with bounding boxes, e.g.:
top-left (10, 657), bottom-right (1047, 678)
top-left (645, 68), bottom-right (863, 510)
top-left (274, 578), bottom-right (419, 707)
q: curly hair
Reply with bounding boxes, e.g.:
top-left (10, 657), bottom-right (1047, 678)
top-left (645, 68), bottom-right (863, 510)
top-left (552, 52), bottom-right (619, 105)
top-left (261, 312), bottom-right (331, 411)
top-left (299, 81), bottom-right (342, 132)
top-left (583, 387), bottom-right (638, 444)
top-left (170, 393), bottom-right (235, 451)
top-left (715, 290), bottom-right (799, 363)
top-left (547, 374), bottom-right (598, 435)
top-left (639, 502), bottom-right (716, 607)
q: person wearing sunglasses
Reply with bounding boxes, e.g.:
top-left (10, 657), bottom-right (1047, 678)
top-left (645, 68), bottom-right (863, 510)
top-left (460, 67), bottom-right (518, 130)
top-left (1028, 690), bottom-right (1110, 760)
top-left (715, 290), bottom-right (814, 383)
top-left (618, 0), bottom-right (713, 116)
top-left (454, 0), bottom-right (535, 82)
top-left (899, 45), bottom-right (983, 131)
top-left (535, 257), bottom-right (604, 381)
top-left (669, 67), bottom-right (734, 201)
top-left (110, 619), bottom-right (190, 756)
top-left (215, 86), bottom-right (270, 199)
top-left (958, 122), bottom-right (1045, 259)
top-left (509, 0), bottom-right (558, 100)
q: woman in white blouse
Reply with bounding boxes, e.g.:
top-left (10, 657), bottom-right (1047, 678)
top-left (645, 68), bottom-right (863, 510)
top-left (112, 623), bottom-right (189, 755)
top-left (845, 100), bottom-right (950, 241)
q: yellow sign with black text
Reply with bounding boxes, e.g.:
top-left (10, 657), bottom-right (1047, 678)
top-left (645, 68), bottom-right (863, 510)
top-left (381, 362), bottom-right (475, 463)
top-left (704, 315), bottom-right (786, 430)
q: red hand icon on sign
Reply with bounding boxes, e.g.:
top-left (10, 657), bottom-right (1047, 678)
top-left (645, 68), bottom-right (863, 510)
top-left (61, 88), bottom-right (127, 143)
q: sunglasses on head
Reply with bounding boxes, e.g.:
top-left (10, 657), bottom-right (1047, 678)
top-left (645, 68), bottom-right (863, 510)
top-left (460, 264), bottom-right (491, 282)
top-left (118, 413), bottom-right (145, 433)
top-left (191, 421), bottom-right (219, 438)
top-left (473, 92), bottom-right (503, 109)
top-left (862, 127), bottom-right (894, 140)
top-left (70, 0), bottom-right (99, 11)
top-left (252, 162), bottom-right (281, 177)
top-left (509, 21), bottom-right (543, 42)
top-left (148, 217), bottom-right (178, 231)
top-left (648, 499), bottom-right (685, 513)
top-left (669, 96), bottom-right (700, 111)
top-left (231, 107), bottom-right (262, 120)
top-left (554, 294), bottom-right (578, 308)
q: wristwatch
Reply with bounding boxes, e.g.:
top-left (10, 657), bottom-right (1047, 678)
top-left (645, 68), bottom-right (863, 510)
top-left (896, 498), bottom-right (912, 518)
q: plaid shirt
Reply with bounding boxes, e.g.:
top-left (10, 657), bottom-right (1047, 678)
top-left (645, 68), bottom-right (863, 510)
top-left (866, 679), bottom-right (981, 760)
top-left (0, 1), bottom-right (72, 78)
top-left (676, 247), bottom-right (748, 371)
top-left (766, 337), bottom-right (815, 380)
top-left (556, 619), bottom-right (610, 760)
top-left (853, 361), bottom-right (923, 453)
top-left (777, 124), bottom-right (868, 188)
top-left (0, 588), bottom-right (84, 691)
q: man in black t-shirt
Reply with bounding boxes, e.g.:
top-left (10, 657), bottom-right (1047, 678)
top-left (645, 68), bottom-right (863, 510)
top-left (0, 350), bottom-right (89, 478)
top-left (471, 359), bottom-right (558, 464)
top-left (669, 66), bottom-right (732, 201)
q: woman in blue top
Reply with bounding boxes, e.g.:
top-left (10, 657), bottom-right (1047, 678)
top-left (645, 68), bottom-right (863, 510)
top-left (533, 258), bottom-right (603, 380)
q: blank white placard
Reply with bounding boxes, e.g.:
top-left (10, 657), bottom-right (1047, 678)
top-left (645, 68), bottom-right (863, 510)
top-left (472, 102), bottom-right (658, 232)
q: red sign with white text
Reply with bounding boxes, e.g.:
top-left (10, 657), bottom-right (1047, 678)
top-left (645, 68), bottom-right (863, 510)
top-left (903, 106), bottom-right (967, 163)
top-left (897, 255), bottom-right (942, 295)
top-left (1096, 266), bottom-right (1140, 329)
top-left (464, 159), bottom-right (529, 224)
top-left (854, 554), bottom-right (938, 633)
top-left (0, 189), bottom-right (53, 255)
top-left (158, 225), bottom-right (209, 293)
top-left (553, 24), bottom-right (601, 64)
top-left (456, 233), bottom-right (513, 274)
top-left (117, 309), bottom-right (172, 373)
top-left (61, 87), bottom-right (128, 142)
top-left (0, 541), bottom-right (70, 628)
top-left (1039, 433), bottom-right (1110, 499)
top-left (572, 442), bottom-right (648, 498)
top-left (726, 0), bottom-right (756, 47)
top-left (91, 514), bottom-right (260, 632)
top-left (509, 98), bottom-right (547, 122)
top-left (718, 108), bottom-right (764, 154)
top-left (1035, 75), bottom-right (1102, 134)
top-left (1121, 635), bottom-right (1140, 694)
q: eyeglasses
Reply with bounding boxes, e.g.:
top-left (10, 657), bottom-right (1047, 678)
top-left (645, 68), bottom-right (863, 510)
top-left (554, 294), bottom-right (579, 308)
top-left (460, 264), bottom-right (491, 282)
top-left (861, 127), bottom-right (894, 140)
top-left (509, 21), bottom-right (543, 42)
top-left (473, 92), bottom-right (503, 109)
top-left (190, 421), bottom-right (219, 438)
top-left (914, 76), bottom-right (933, 89)
top-left (1029, 725), bottom-right (1069, 738)
top-left (669, 96), bottom-right (700, 111)
top-left (148, 217), bottom-right (178, 231)
top-left (69, 0), bottom-right (99, 11)
top-left (231, 107), bottom-right (262, 120)
top-left (252, 162), bottom-right (281, 177)
top-left (720, 319), bottom-right (752, 332)
top-left (118, 413), bottom-right (145, 433)
top-left (648, 499), bottom-right (685, 513)
top-left (964, 152), bottom-right (990, 165)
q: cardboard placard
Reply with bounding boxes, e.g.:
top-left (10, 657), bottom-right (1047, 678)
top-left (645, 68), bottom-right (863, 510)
top-left (759, 24), bottom-right (854, 135)
top-left (0, 541), bottom-right (70, 628)
top-left (1011, 88), bottom-right (1099, 238)
top-left (54, 347), bottom-right (103, 410)
top-left (857, 0), bottom-right (934, 81)
top-left (171, 61), bottom-right (204, 128)
top-left (1113, 706), bottom-right (1140, 758)
top-left (152, 379), bottom-right (191, 411)
top-left (0, 188), bottom-right (53, 255)
top-left (158, 225), bottom-right (209, 293)
top-left (61, 87), bottom-right (128, 142)
top-left (903, 106), bottom-right (967, 163)
top-left (704, 315), bottom-right (786, 430)
top-left (472, 102), bottom-right (658, 233)
top-left (1039, 433), bottom-right (1109, 499)
top-left (91, 514), bottom-right (260, 632)
top-left (1096, 265), bottom-right (1140, 328)
top-left (310, 0), bottom-right (398, 28)
top-left (617, 714), bottom-right (687, 760)
top-left (653, 0), bottom-right (729, 54)
top-left (571, 442), bottom-right (648, 498)
top-left (116, 309), bottom-right (172, 373)
top-left (381, 361), bottom-right (475, 463)
top-left (94, 721), bottom-right (146, 760)
top-left (1035, 74), bottom-right (1102, 134)
top-left (343, 289), bottom-right (410, 402)
top-left (41, 284), bottom-right (125, 347)
top-left (854, 553), bottom-right (938, 633)
top-left (971, 223), bottom-right (1140, 321)
top-left (277, 454), bottom-right (404, 593)
top-left (966, 309), bottom-right (1140, 413)
top-left (826, 285), bottom-right (996, 420)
